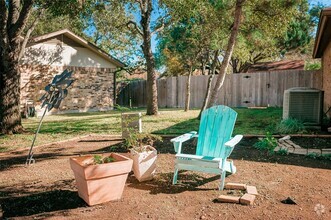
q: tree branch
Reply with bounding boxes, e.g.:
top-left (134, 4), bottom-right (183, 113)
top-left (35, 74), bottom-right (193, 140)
top-left (9, 0), bottom-right (34, 38)
top-left (8, 0), bottom-right (20, 27)
top-left (0, 0), bottom-right (8, 40)
top-left (151, 23), bottom-right (164, 36)
top-left (19, 8), bottom-right (45, 60)
top-left (127, 20), bottom-right (143, 37)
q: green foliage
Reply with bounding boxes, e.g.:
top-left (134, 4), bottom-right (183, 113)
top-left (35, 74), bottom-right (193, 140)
top-left (114, 104), bottom-right (131, 112)
top-left (254, 132), bottom-right (278, 155)
top-left (320, 154), bottom-right (331, 161)
top-left (276, 118), bottom-right (306, 134)
top-left (306, 152), bottom-right (319, 159)
top-left (305, 61), bottom-right (321, 70)
top-left (124, 132), bottom-right (162, 153)
top-left (93, 155), bottom-right (115, 164)
top-left (306, 153), bottom-right (331, 161)
top-left (276, 148), bottom-right (288, 156)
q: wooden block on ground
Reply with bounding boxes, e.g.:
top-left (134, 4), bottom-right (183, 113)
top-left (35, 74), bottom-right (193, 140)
top-left (217, 195), bottom-right (240, 204)
top-left (224, 183), bottom-right (247, 190)
top-left (322, 149), bottom-right (331, 155)
top-left (246, 185), bottom-right (258, 195)
top-left (240, 193), bottom-right (256, 205)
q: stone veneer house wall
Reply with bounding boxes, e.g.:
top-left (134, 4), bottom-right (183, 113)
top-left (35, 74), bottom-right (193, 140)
top-left (20, 29), bottom-right (125, 114)
top-left (313, 7), bottom-right (331, 117)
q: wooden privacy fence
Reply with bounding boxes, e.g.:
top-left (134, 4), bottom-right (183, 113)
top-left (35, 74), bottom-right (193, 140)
top-left (116, 70), bottom-right (322, 108)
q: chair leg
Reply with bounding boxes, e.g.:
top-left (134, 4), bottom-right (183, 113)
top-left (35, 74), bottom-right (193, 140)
top-left (219, 169), bottom-right (226, 190)
top-left (173, 168), bottom-right (179, 185)
top-left (219, 158), bottom-right (226, 190)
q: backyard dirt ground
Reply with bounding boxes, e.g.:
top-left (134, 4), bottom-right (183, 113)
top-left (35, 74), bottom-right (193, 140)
top-left (0, 135), bottom-right (330, 220)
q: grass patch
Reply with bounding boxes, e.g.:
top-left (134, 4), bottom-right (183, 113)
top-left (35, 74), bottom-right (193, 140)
top-left (0, 107), bottom-right (282, 152)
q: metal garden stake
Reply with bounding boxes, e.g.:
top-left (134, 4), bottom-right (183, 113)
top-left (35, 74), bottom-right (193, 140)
top-left (26, 69), bottom-right (75, 165)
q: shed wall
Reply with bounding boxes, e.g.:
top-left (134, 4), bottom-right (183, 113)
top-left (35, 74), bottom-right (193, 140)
top-left (322, 40), bottom-right (331, 116)
top-left (20, 65), bottom-right (116, 115)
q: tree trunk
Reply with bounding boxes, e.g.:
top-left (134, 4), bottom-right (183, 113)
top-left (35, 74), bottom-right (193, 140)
top-left (0, 0), bottom-right (34, 134)
top-left (184, 67), bottom-right (193, 112)
top-left (198, 49), bottom-right (219, 119)
top-left (140, 0), bottom-right (158, 115)
top-left (207, 0), bottom-right (244, 108)
top-left (0, 39), bottom-right (23, 134)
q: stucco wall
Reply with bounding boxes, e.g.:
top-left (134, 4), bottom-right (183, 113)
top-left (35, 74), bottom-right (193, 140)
top-left (20, 65), bottom-right (115, 114)
top-left (322, 40), bottom-right (331, 116)
top-left (21, 35), bottom-right (117, 68)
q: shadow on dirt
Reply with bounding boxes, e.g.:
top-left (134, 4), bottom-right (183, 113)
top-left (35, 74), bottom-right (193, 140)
top-left (127, 171), bottom-right (220, 195)
top-left (0, 190), bottom-right (87, 218)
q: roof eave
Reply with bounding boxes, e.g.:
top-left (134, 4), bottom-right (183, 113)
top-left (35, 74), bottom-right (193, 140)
top-left (30, 29), bottom-right (126, 68)
top-left (313, 8), bottom-right (331, 58)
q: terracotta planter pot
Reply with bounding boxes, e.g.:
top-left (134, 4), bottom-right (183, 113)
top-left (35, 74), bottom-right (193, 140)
top-left (70, 153), bottom-right (133, 206)
top-left (130, 146), bottom-right (157, 182)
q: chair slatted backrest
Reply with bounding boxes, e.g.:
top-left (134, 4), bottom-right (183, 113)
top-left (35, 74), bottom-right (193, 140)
top-left (196, 105), bottom-right (237, 158)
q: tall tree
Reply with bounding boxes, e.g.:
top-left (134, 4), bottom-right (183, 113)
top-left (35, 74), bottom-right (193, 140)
top-left (97, 0), bottom-right (165, 115)
top-left (0, 0), bottom-right (90, 134)
top-left (230, 0), bottom-right (317, 73)
top-left (207, 0), bottom-right (245, 108)
top-left (0, 0), bottom-right (35, 134)
top-left (158, 19), bottom-right (205, 111)
top-left (131, 0), bottom-right (163, 115)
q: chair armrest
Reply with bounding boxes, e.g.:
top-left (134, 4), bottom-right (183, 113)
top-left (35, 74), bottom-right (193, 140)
top-left (224, 135), bottom-right (243, 148)
top-left (170, 131), bottom-right (198, 153)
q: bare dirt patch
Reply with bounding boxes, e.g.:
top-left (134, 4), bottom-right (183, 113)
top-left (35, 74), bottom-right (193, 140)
top-left (0, 136), bottom-right (330, 219)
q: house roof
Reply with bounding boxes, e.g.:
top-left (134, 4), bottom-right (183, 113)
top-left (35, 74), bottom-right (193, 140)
top-left (30, 29), bottom-right (125, 68)
top-left (313, 7), bottom-right (331, 58)
top-left (247, 60), bottom-right (304, 73)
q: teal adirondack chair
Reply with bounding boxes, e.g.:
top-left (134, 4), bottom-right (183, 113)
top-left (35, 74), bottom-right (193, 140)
top-left (170, 105), bottom-right (243, 190)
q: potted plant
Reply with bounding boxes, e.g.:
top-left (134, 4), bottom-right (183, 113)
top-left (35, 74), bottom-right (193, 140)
top-left (69, 153), bottom-right (133, 206)
top-left (124, 133), bottom-right (162, 182)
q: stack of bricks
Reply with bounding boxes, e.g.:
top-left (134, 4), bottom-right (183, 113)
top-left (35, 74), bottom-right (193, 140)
top-left (217, 183), bottom-right (258, 205)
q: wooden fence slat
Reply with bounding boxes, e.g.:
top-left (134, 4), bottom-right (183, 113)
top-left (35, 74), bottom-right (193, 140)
top-left (116, 70), bottom-right (322, 108)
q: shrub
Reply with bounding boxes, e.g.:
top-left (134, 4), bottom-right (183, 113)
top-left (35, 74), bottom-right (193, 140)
top-left (305, 153), bottom-right (331, 161)
top-left (254, 132), bottom-right (278, 155)
top-left (305, 152), bottom-right (319, 159)
top-left (304, 61), bottom-right (321, 70)
top-left (320, 154), bottom-right (331, 161)
top-left (124, 132), bottom-right (162, 153)
top-left (276, 118), bottom-right (305, 134)
top-left (276, 148), bottom-right (288, 155)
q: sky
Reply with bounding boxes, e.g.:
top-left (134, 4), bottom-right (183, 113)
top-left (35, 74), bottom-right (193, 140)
top-left (309, 0), bottom-right (331, 6)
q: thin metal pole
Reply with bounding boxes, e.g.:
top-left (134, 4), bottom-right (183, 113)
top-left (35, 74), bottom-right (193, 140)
top-left (25, 107), bottom-right (48, 165)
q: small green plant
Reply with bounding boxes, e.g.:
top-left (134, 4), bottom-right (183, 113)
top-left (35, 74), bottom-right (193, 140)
top-left (114, 104), bottom-right (131, 111)
top-left (304, 61), bottom-right (321, 70)
top-left (306, 153), bottom-right (331, 161)
top-left (320, 154), bottom-right (331, 161)
top-left (254, 132), bottom-right (278, 155)
top-left (276, 118), bottom-right (305, 134)
top-left (124, 132), bottom-right (162, 153)
top-left (276, 148), bottom-right (288, 155)
top-left (93, 155), bottom-right (115, 164)
top-left (306, 152), bottom-right (319, 159)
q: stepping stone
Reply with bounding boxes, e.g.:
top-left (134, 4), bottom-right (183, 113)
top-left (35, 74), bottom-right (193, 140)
top-left (224, 183), bottom-right (247, 190)
top-left (284, 140), bottom-right (301, 149)
top-left (217, 195), bottom-right (240, 204)
top-left (307, 149), bottom-right (321, 155)
top-left (293, 148), bottom-right (308, 155)
top-left (246, 185), bottom-right (258, 195)
top-left (321, 149), bottom-right (331, 155)
top-left (240, 193), bottom-right (256, 205)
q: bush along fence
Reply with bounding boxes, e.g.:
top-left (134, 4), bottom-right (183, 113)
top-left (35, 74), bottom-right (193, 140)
top-left (116, 70), bottom-right (322, 108)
